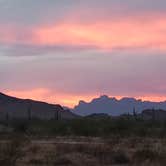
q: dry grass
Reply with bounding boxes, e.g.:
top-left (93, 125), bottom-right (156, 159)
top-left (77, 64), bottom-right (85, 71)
top-left (0, 136), bottom-right (166, 166)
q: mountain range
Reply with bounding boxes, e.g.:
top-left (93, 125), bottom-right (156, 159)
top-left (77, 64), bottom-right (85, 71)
top-left (73, 95), bottom-right (166, 116)
top-left (1, 92), bottom-right (166, 119)
top-left (0, 92), bottom-right (77, 120)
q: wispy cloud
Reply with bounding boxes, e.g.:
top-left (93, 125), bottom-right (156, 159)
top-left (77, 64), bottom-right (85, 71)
top-left (1, 14), bottom-right (166, 56)
top-left (1, 0), bottom-right (166, 106)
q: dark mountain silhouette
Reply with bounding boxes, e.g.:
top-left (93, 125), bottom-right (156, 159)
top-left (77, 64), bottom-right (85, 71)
top-left (81, 109), bottom-right (166, 121)
top-left (0, 92), bottom-right (77, 120)
top-left (73, 95), bottom-right (166, 116)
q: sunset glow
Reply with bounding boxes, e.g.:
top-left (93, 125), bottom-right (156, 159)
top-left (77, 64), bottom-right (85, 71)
top-left (34, 16), bottom-right (166, 51)
top-left (5, 89), bottom-right (98, 107)
top-left (4, 89), bottom-right (166, 108)
top-left (1, 15), bottom-right (166, 51)
top-left (1, 0), bottom-right (166, 107)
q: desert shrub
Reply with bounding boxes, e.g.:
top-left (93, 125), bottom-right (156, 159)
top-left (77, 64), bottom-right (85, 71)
top-left (54, 156), bottom-right (73, 165)
top-left (12, 118), bottom-right (166, 138)
top-left (54, 153), bottom-right (99, 166)
top-left (111, 150), bottom-right (130, 164)
top-left (0, 135), bottom-right (29, 166)
top-left (29, 159), bottom-right (44, 165)
top-left (28, 144), bottom-right (40, 154)
top-left (13, 120), bottom-right (29, 133)
top-left (135, 126), bottom-right (148, 137)
top-left (55, 142), bottom-right (129, 165)
top-left (132, 148), bottom-right (166, 164)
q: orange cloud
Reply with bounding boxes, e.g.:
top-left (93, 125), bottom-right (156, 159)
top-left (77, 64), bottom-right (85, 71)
top-left (33, 15), bottom-right (166, 51)
top-left (1, 14), bottom-right (166, 51)
top-left (5, 88), bottom-right (53, 102)
top-left (136, 96), bottom-right (166, 102)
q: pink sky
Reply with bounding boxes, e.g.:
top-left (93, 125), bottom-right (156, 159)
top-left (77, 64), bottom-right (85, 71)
top-left (1, 0), bottom-right (166, 107)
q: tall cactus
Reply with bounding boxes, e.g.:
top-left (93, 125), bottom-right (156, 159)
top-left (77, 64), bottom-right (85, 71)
top-left (27, 102), bottom-right (32, 121)
top-left (55, 110), bottom-right (61, 121)
top-left (6, 112), bottom-right (9, 126)
top-left (55, 111), bottom-right (58, 120)
top-left (152, 108), bottom-right (155, 121)
top-left (133, 107), bottom-right (137, 119)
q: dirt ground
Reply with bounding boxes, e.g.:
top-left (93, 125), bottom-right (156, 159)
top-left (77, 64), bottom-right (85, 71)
top-left (0, 136), bottom-right (166, 166)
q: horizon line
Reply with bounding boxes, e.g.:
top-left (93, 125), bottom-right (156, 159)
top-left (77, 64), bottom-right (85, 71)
top-left (1, 91), bottom-right (166, 108)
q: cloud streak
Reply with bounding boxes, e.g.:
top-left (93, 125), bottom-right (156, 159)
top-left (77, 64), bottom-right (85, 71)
top-left (1, 52), bottom-right (166, 107)
top-left (1, 14), bottom-right (166, 55)
top-left (1, 1), bottom-right (166, 106)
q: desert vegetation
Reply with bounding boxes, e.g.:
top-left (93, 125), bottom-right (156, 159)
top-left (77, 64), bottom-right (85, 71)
top-left (2, 117), bottom-right (166, 138)
top-left (0, 117), bottom-right (166, 165)
top-left (0, 135), bottom-right (166, 165)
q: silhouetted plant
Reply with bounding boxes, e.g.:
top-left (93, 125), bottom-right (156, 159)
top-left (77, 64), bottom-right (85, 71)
top-left (13, 121), bottom-right (29, 133)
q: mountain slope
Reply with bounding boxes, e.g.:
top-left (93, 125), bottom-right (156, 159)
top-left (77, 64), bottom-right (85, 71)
top-left (73, 95), bottom-right (166, 116)
top-left (0, 92), bottom-right (77, 120)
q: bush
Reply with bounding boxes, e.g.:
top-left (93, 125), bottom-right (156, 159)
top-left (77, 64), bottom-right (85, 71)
top-left (133, 148), bottom-right (166, 164)
top-left (111, 150), bottom-right (130, 164)
top-left (0, 135), bottom-right (29, 166)
top-left (13, 121), bottom-right (29, 133)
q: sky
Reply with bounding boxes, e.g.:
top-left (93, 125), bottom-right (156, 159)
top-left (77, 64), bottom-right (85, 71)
top-left (1, 0), bottom-right (166, 107)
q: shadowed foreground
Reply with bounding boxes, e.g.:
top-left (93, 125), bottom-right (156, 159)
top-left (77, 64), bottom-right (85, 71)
top-left (0, 136), bottom-right (166, 166)
top-left (0, 118), bottom-right (166, 165)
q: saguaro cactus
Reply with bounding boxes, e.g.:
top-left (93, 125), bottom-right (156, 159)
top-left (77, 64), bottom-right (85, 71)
top-left (133, 107), bottom-right (137, 119)
top-left (55, 110), bottom-right (61, 121)
top-left (152, 108), bottom-right (156, 121)
top-left (6, 112), bottom-right (9, 126)
top-left (27, 102), bottom-right (32, 121)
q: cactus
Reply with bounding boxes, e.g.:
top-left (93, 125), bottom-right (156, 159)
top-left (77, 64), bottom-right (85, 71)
top-left (55, 110), bottom-right (61, 121)
top-left (152, 108), bottom-right (155, 121)
top-left (27, 102), bottom-right (32, 121)
top-left (6, 112), bottom-right (9, 126)
top-left (133, 107), bottom-right (137, 119)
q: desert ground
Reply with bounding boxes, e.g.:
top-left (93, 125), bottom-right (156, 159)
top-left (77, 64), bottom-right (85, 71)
top-left (0, 135), bottom-right (166, 166)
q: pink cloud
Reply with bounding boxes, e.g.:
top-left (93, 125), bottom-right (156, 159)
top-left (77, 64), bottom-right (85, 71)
top-left (0, 14), bottom-right (166, 52)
